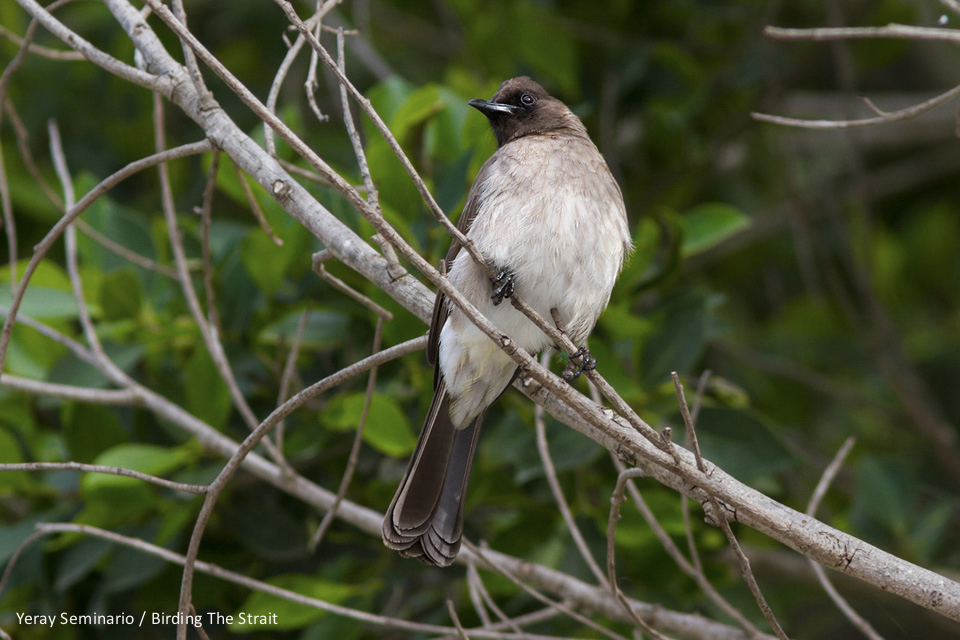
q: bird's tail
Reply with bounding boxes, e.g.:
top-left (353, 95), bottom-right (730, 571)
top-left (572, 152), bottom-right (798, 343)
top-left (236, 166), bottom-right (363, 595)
top-left (381, 382), bottom-right (483, 566)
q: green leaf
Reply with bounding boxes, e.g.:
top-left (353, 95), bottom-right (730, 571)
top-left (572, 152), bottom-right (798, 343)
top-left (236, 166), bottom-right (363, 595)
top-left (322, 393), bottom-right (415, 457)
top-left (0, 429), bottom-right (27, 490)
top-left (55, 537), bottom-right (112, 591)
top-left (184, 347), bottom-right (232, 431)
top-left (390, 84), bottom-right (445, 143)
top-left (680, 203), bottom-right (750, 257)
top-left (615, 217), bottom-right (662, 294)
top-left (641, 291), bottom-right (708, 388)
top-left (694, 408), bottom-right (795, 493)
top-left (82, 444), bottom-right (195, 491)
top-left (102, 544), bottom-right (167, 593)
top-left (240, 228), bottom-right (288, 296)
top-left (231, 575), bottom-right (364, 631)
top-left (63, 404), bottom-right (128, 463)
top-left (910, 500), bottom-right (955, 563)
top-left (98, 269), bottom-right (142, 321)
top-left (0, 285), bottom-right (85, 320)
top-left (511, 3), bottom-right (579, 97)
top-left (258, 309), bottom-right (351, 351)
top-left (856, 456), bottom-right (911, 538)
top-left (0, 258), bottom-right (72, 290)
top-left (239, 209), bottom-right (313, 297)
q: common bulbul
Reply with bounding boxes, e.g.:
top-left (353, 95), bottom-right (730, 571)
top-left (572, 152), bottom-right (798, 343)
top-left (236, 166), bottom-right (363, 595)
top-left (382, 77), bottom-right (632, 566)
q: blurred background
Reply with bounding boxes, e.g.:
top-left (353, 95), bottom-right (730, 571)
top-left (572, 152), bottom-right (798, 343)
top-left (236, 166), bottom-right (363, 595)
top-left (1, 0), bottom-right (960, 638)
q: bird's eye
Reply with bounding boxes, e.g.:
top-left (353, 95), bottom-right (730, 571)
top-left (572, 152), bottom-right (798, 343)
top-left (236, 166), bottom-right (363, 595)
top-left (520, 93), bottom-right (536, 106)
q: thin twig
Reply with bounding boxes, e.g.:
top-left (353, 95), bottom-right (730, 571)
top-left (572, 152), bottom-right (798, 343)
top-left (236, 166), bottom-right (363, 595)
top-left (0, 23), bottom-right (85, 60)
top-left (465, 540), bottom-right (631, 640)
top-left (336, 27), bottom-right (405, 276)
top-left (764, 22), bottom-right (960, 43)
top-left (605, 468), bottom-right (674, 639)
top-left (5, 99), bottom-right (63, 208)
top-left (312, 316), bottom-right (384, 548)
top-left (609, 452), bottom-right (762, 637)
top-left (0, 13), bottom-right (48, 288)
top-left (337, 26), bottom-right (377, 202)
top-left (466, 563), bottom-right (494, 628)
top-left (23, 523), bottom-right (540, 639)
top-left (0, 529), bottom-right (48, 598)
top-left (312, 255), bottom-right (393, 320)
top-left (535, 352), bottom-right (609, 589)
top-left (0, 375), bottom-right (139, 405)
top-left (174, 334), bottom-right (426, 640)
top-left (232, 161), bottom-right (284, 246)
top-left (75, 220), bottom-right (180, 278)
top-left (49, 119), bottom-right (109, 369)
top-left (198, 149), bottom-right (222, 332)
top-left (672, 373), bottom-right (789, 640)
top-left (171, 0), bottom-right (212, 111)
top-left (0, 462), bottom-right (208, 494)
top-left (806, 438), bottom-right (884, 640)
top-left (752, 83), bottom-right (960, 129)
top-left (463, 563), bottom-right (571, 639)
top-left (0, 139), bottom-right (213, 379)
top-left (447, 600), bottom-right (471, 640)
top-left (276, 309), bottom-right (309, 455)
top-left (672, 373), bottom-right (705, 474)
top-left (152, 94), bottom-right (285, 466)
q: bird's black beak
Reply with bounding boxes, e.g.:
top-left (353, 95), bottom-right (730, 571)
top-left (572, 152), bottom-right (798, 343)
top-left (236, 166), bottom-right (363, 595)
top-left (468, 98), bottom-right (516, 116)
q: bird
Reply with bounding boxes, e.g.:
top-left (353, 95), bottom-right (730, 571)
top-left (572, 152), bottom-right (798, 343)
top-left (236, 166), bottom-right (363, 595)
top-left (382, 77), bottom-right (633, 566)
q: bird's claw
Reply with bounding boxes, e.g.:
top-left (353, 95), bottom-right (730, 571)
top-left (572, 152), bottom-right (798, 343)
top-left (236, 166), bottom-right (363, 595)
top-left (490, 268), bottom-right (515, 306)
top-left (562, 347), bottom-right (596, 382)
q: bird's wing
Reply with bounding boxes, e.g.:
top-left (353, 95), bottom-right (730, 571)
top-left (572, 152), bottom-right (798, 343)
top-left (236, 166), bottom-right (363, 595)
top-left (426, 155), bottom-right (496, 368)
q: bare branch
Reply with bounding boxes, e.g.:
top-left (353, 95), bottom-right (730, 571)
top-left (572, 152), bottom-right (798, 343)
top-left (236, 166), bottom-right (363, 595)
top-left (465, 540), bottom-right (632, 640)
top-left (312, 316), bottom-right (385, 548)
top-left (0, 462), bottom-right (208, 494)
top-left (76, 220), bottom-right (179, 279)
top-left (605, 467), bottom-right (673, 639)
top-left (0, 374), bottom-right (139, 405)
top-left (0, 23), bottom-right (84, 60)
top-left (806, 439), bottom-right (885, 640)
top-left (535, 352), bottom-right (609, 589)
top-left (232, 161), bottom-right (284, 246)
top-left (198, 150), bottom-right (222, 331)
top-left (764, 23), bottom-right (960, 42)
top-left (609, 452), bottom-right (762, 637)
top-left (14, 0), bottom-right (167, 90)
top-left (672, 373), bottom-right (788, 640)
top-left (275, 309), bottom-right (309, 455)
top-left (313, 253), bottom-right (394, 320)
top-left (0, 139), bottom-right (213, 378)
top-left (752, 84), bottom-right (960, 129)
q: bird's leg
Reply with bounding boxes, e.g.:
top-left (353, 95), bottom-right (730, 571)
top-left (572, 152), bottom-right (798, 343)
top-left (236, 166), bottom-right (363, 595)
top-left (489, 267), bottom-right (516, 306)
top-left (562, 346), bottom-right (596, 382)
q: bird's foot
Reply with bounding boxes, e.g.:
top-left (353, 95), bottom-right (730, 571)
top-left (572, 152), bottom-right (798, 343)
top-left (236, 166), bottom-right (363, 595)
top-left (562, 347), bottom-right (596, 382)
top-left (490, 267), bottom-right (516, 306)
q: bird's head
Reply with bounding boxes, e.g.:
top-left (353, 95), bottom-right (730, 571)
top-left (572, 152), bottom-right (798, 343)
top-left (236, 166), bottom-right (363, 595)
top-left (468, 77), bottom-right (586, 147)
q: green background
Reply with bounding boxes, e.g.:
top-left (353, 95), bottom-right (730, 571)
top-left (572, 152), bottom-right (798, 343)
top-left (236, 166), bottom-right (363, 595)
top-left (2, 0), bottom-right (960, 638)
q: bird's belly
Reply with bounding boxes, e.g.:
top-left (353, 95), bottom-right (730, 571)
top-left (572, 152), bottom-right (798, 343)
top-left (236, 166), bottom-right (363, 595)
top-left (476, 194), bottom-right (623, 347)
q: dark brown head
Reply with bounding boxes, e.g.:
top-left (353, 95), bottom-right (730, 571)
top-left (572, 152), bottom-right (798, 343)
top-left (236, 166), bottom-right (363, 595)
top-left (468, 77), bottom-right (586, 147)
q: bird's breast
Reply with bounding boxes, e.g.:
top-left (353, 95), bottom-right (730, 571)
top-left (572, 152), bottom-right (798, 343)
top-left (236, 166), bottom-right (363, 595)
top-left (452, 135), bottom-right (630, 349)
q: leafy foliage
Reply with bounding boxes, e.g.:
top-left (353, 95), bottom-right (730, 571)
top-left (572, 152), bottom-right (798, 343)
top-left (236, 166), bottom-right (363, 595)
top-left (2, 0), bottom-right (960, 639)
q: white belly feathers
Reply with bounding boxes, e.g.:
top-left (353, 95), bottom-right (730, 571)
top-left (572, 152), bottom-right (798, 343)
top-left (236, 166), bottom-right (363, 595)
top-left (437, 135), bottom-right (631, 428)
